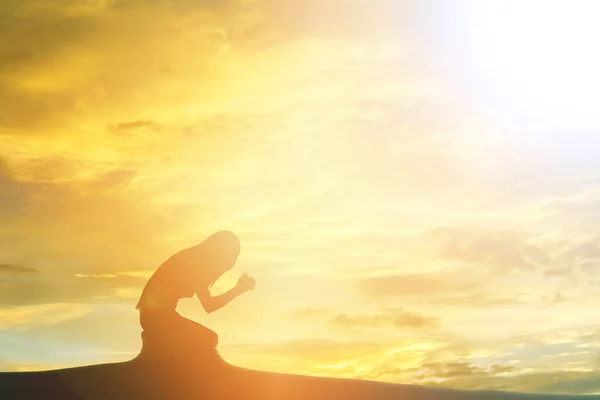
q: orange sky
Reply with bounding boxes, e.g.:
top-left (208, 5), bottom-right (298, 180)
top-left (2, 0), bottom-right (600, 394)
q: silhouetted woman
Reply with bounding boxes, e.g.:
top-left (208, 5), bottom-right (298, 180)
top-left (135, 230), bottom-right (255, 359)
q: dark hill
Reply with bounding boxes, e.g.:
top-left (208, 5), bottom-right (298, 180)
top-left (1, 354), bottom-right (599, 400)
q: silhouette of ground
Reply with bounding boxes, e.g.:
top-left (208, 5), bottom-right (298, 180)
top-left (1, 354), bottom-right (599, 400)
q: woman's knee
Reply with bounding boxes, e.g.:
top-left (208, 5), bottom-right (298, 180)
top-left (209, 329), bottom-right (219, 347)
top-left (198, 327), bottom-right (218, 347)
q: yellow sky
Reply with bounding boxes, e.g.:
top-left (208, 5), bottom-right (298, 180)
top-left (2, 0), bottom-right (600, 395)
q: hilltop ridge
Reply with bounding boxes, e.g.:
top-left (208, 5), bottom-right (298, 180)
top-left (1, 354), bottom-right (599, 400)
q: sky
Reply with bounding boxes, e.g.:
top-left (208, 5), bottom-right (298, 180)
top-left (2, 0), bottom-right (600, 395)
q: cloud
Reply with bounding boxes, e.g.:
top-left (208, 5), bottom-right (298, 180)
top-left (421, 226), bottom-right (550, 273)
top-left (107, 120), bottom-right (162, 134)
top-left (357, 272), bottom-right (479, 300)
top-left (0, 159), bottom-right (182, 293)
top-left (537, 185), bottom-right (600, 235)
top-left (287, 307), bottom-right (439, 331)
top-left (286, 307), bottom-right (330, 320)
top-left (404, 356), bottom-right (600, 394)
top-left (349, 225), bottom-right (600, 308)
top-left (0, 0), bottom-right (264, 132)
top-left (417, 360), bottom-right (488, 379)
top-left (328, 309), bottom-right (439, 331)
top-left (255, 336), bottom-right (600, 394)
top-left (0, 303), bottom-right (91, 330)
top-left (11, 301), bottom-right (142, 353)
top-left (422, 367), bottom-right (600, 395)
top-left (0, 2), bottom-right (103, 130)
top-left (223, 337), bottom-right (600, 394)
top-left (0, 264), bottom-right (39, 274)
top-left (352, 264), bottom-right (574, 313)
top-left (0, 267), bottom-right (147, 307)
top-left (0, 160), bottom-right (38, 219)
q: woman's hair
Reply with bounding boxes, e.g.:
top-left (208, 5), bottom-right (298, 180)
top-left (202, 230), bottom-right (241, 287)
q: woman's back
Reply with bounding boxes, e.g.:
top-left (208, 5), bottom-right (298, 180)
top-left (136, 247), bottom-right (205, 311)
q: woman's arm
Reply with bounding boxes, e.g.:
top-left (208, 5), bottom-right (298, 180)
top-left (197, 285), bottom-right (244, 313)
top-left (196, 274), bottom-right (255, 313)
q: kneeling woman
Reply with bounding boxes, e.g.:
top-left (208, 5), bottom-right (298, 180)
top-left (135, 230), bottom-right (255, 359)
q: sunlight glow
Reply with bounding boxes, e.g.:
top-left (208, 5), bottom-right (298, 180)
top-left (4, 0), bottom-right (600, 392)
top-left (465, 0), bottom-right (600, 118)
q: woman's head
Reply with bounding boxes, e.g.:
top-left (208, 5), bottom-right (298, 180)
top-left (202, 230), bottom-right (241, 281)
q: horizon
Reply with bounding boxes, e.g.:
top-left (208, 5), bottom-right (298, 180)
top-left (2, 0), bottom-right (600, 396)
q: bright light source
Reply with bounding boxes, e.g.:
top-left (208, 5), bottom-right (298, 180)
top-left (461, 1), bottom-right (600, 119)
